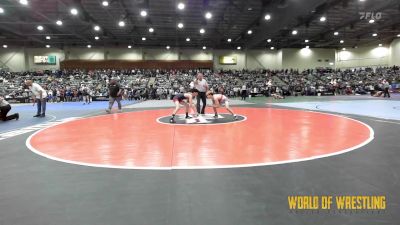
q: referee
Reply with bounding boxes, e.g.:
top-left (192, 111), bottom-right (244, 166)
top-left (0, 96), bottom-right (19, 121)
top-left (191, 73), bottom-right (208, 114)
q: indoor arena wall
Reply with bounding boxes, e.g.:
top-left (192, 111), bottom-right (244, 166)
top-left (0, 47), bottom-right (25, 72)
top-left (335, 46), bottom-right (390, 69)
top-left (389, 38), bottom-right (400, 66)
top-left (281, 48), bottom-right (336, 70)
top-left (1, 38), bottom-right (399, 72)
top-left (27, 48), bottom-right (65, 72)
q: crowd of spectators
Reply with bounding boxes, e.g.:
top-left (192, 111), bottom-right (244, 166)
top-left (0, 66), bottom-right (399, 103)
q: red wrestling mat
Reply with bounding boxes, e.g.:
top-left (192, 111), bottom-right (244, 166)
top-left (26, 108), bottom-right (373, 169)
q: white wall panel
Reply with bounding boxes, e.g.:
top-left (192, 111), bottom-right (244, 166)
top-left (282, 48), bottom-right (335, 70)
top-left (336, 46), bottom-right (389, 68)
top-left (0, 48), bottom-right (26, 72)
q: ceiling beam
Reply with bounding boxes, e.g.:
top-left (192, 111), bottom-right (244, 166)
top-left (0, 24), bottom-right (45, 44)
top-left (244, 0), bottom-right (327, 49)
top-left (4, 0), bottom-right (91, 44)
top-left (232, 0), bottom-right (272, 45)
top-left (57, 0), bottom-right (116, 40)
top-left (313, 0), bottom-right (398, 47)
top-left (282, 0), bottom-right (344, 47)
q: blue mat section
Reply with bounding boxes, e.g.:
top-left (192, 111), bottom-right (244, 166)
top-left (0, 101), bottom-right (136, 133)
top-left (270, 99), bottom-right (400, 121)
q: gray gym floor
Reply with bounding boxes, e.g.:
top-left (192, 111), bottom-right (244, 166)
top-left (0, 98), bottom-right (399, 225)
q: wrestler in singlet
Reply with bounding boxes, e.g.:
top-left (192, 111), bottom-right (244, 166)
top-left (173, 93), bottom-right (188, 103)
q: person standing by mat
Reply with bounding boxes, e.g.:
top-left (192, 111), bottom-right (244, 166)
top-left (0, 96), bottom-right (19, 121)
top-left (170, 89), bottom-right (199, 123)
top-left (25, 80), bottom-right (47, 117)
top-left (191, 73), bottom-right (208, 115)
top-left (241, 83), bottom-right (247, 100)
top-left (383, 79), bottom-right (391, 98)
top-left (106, 79), bottom-right (123, 113)
top-left (82, 85), bottom-right (91, 105)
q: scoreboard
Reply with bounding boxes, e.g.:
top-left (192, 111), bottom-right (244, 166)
top-left (34, 55), bottom-right (57, 65)
top-left (219, 56), bottom-right (237, 65)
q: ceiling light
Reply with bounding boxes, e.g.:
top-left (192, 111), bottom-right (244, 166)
top-left (177, 2), bottom-right (185, 10)
top-left (56, 20), bottom-right (63, 26)
top-left (378, 43), bottom-right (382, 47)
top-left (45, 36), bottom-right (51, 40)
top-left (247, 30), bottom-right (252, 35)
top-left (94, 36), bottom-right (99, 40)
top-left (264, 14), bottom-right (271, 20)
top-left (128, 45), bottom-right (132, 48)
top-left (94, 25), bottom-right (100, 31)
top-left (237, 46), bottom-right (241, 50)
top-left (397, 34), bottom-right (400, 37)
top-left (19, 0), bottom-right (28, 5)
top-left (292, 30), bottom-right (298, 35)
top-left (177, 23), bottom-right (184, 29)
top-left (227, 38), bottom-right (232, 42)
top-left (369, 19), bottom-right (375, 23)
top-left (372, 33), bottom-right (378, 37)
top-left (166, 45), bottom-right (170, 49)
top-left (102, 1), bottom-right (109, 6)
top-left (340, 40), bottom-right (344, 43)
top-left (3, 45), bottom-right (7, 48)
top-left (359, 0), bottom-right (365, 2)
top-left (342, 48), bottom-right (346, 51)
top-left (87, 45), bottom-right (92, 48)
top-left (334, 31), bottom-right (339, 36)
top-left (142, 37), bottom-right (146, 41)
top-left (70, 8), bottom-right (78, 15)
top-left (199, 28), bottom-right (205, 34)
top-left (320, 16), bottom-right (326, 22)
top-left (205, 12), bottom-right (212, 19)
top-left (37, 25), bottom-right (44, 31)
top-left (0, 8), bottom-right (4, 14)
top-left (270, 47), bottom-right (274, 50)
top-left (306, 46), bottom-right (310, 49)
top-left (329, 62), bottom-right (334, 65)
top-left (267, 39), bottom-right (271, 43)
top-left (140, 10), bottom-right (147, 17)
top-left (118, 21), bottom-right (125, 27)
top-left (186, 38), bottom-right (190, 42)
top-left (149, 27), bottom-right (154, 33)
top-left (46, 45), bottom-right (50, 48)
top-left (305, 39), bottom-right (309, 43)
top-left (202, 46), bottom-right (206, 50)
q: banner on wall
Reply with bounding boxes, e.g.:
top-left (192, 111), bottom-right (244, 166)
top-left (219, 56), bottom-right (237, 65)
top-left (34, 56), bottom-right (57, 65)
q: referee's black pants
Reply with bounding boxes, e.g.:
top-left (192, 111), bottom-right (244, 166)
top-left (241, 90), bottom-right (247, 100)
top-left (384, 88), bottom-right (390, 98)
top-left (0, 105), bottom-right (18, 121)
top-left (197, 92), bottom-right (207, 114)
